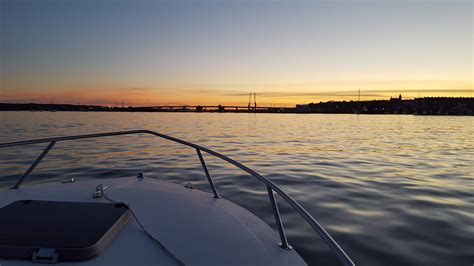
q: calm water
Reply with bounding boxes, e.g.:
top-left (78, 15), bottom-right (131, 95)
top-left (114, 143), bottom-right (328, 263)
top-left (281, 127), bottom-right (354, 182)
top-left (0, 112), bottom-right (473, 265)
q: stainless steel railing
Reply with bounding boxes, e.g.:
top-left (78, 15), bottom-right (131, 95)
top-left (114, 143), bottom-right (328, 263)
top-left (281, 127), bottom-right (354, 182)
top-left (0, 129), bottom-right (354, 266)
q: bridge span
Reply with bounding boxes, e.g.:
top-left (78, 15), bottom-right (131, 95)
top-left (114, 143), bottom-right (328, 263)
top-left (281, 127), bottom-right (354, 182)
top-left (131, 105), bottom-right (296, 113)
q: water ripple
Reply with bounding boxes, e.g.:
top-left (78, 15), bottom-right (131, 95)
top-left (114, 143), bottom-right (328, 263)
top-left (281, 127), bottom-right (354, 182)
top-left (0, 112), bottom-right (473, 265)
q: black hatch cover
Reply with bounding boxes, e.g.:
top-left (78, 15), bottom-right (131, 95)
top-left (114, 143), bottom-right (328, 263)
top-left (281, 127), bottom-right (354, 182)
top-left (0, 200), bottom-right (132, 262)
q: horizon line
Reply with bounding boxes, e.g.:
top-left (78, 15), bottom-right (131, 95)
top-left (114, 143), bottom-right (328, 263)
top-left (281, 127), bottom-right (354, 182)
top-left (2, 95), bottom-right (473, 108)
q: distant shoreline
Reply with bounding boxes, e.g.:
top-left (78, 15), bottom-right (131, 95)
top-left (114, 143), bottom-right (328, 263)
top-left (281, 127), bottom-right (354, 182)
top-left (1, 97), bottom-right (473, 116)
top-left (2, 110), bottom-right (472, 117)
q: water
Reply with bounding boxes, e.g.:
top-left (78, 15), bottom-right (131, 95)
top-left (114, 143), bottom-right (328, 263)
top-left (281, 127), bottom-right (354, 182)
top-left (0, 112), bottom-right (473, 265)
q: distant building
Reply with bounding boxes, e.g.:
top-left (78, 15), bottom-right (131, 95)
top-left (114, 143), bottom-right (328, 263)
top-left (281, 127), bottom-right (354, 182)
top-left (296, 104), bottom-right (313, 113)
top-left (390, 94), bottom-right (402, 101)
top-left (294, 97), bottom-right (473, 115)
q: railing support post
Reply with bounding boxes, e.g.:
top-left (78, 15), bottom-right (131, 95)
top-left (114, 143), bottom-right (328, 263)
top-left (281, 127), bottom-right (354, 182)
top-left (267, 185), bottom-right (292, 250)
top-left (10, 141), bottom-right (56, 189)
top-left (196, 148), bottom-right (220, 198)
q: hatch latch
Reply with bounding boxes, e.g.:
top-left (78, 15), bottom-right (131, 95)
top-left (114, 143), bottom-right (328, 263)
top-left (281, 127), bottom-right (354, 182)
top-left (92, 184), bottom-right (108, 198)
top-left (32, 248), bottom-right (58, 264)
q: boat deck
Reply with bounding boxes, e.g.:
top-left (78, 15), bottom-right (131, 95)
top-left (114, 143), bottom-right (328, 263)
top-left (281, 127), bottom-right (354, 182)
top-left (0, 177), bottom-right (306, 265)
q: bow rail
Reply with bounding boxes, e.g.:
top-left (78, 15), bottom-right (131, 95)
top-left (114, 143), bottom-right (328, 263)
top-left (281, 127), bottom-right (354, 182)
top-left (0, 130), bottom-right (354, 266)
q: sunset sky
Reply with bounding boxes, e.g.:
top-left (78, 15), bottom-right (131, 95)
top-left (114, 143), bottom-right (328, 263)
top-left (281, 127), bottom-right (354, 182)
top-left (1, 0), bottom-right (472, 106)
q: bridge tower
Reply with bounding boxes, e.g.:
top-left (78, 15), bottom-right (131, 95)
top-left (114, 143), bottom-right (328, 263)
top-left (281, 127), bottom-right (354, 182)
top-left (254, 93), bottom-right (257, 111)
top-left (248, 93), bottom-right (252, 111)
top-left (248, 92), bottom-right (257, 112)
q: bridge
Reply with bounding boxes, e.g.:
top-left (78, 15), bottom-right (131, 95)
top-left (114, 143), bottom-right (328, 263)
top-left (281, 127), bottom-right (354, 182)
top-left (131, 105), bottom-right (296, 113)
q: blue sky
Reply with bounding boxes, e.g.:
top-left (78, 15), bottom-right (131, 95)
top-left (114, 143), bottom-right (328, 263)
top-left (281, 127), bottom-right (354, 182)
top-left (1, 0), bottom-right (472, 105)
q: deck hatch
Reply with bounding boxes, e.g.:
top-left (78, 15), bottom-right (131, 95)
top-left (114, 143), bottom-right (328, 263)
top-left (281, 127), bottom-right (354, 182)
top-left (0, 200), bottom-right (132, 262)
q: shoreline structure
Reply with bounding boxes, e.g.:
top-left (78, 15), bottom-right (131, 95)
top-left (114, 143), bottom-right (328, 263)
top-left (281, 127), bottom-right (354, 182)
top-left (1, 97), bottom-right (473, 116)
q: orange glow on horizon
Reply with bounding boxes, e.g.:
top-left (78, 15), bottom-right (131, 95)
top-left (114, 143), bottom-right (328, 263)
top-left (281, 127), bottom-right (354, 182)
top-left (1, 79), bottom-right (472, 107)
